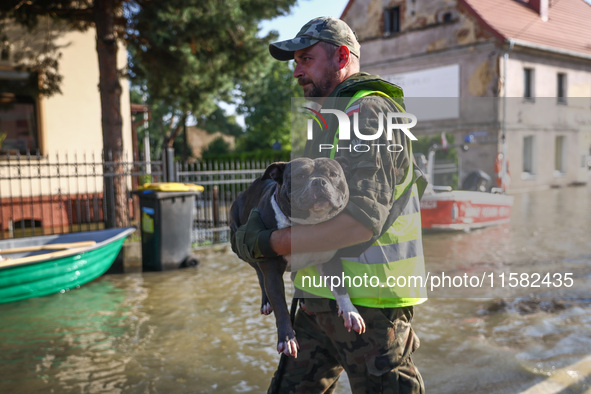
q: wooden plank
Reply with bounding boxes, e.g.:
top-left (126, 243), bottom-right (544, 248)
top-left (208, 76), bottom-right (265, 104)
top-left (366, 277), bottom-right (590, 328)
top-left (0, 246), bottom-right (91, 268)
top-left (0, 241), bottom-right (96, 255)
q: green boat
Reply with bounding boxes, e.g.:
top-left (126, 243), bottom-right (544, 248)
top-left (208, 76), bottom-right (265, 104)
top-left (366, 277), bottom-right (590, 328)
top-left (0, 227), bottom-right (135, 304)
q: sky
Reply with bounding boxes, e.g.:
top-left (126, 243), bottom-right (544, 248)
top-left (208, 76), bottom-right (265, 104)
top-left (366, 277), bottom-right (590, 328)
top-left (259, 0), bottom-right (350, 41)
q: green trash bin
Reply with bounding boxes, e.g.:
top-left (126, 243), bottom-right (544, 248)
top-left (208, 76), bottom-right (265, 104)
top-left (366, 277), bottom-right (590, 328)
top-left (134, 183), bottom-right (204, 271)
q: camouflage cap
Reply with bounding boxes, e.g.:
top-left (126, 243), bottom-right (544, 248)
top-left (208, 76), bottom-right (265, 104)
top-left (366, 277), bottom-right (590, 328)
top-left (269, 16), bottom-right (360, 61)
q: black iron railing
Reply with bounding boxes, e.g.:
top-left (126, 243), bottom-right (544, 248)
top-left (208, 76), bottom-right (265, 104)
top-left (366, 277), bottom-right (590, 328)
top-left (0, 151), bottom-right (271, 247)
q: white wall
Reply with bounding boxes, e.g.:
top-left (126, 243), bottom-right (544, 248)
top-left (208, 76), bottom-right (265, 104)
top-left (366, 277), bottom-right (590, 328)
top-left (41, 27), bottom-right (132, 157)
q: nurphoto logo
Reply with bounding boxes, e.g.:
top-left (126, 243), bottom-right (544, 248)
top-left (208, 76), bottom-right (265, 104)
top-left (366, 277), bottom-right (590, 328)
top-left (304, 107), bottom-right (418, 154)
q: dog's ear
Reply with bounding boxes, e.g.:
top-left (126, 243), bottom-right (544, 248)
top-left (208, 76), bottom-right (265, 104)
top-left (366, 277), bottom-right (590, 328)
top-left (334, 156), bottom-right (350, 178)
top-left (262, 162), bottom-right (287, 184)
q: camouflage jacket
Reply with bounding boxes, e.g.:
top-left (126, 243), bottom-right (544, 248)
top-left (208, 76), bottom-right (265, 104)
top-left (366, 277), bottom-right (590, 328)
top-left (303, 72), bottom-right (410, 240)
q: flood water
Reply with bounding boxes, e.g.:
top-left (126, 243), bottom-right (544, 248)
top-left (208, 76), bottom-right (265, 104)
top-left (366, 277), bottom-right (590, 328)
top-left (1, 185), bottom-right (590, 393)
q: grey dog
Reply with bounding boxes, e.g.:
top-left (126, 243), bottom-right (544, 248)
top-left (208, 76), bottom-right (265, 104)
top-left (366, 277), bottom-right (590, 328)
top-left (230, 157), bottom-right (365, 358)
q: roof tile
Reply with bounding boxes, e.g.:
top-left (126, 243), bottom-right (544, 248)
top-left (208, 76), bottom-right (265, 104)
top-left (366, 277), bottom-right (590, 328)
top-left (461, 0), bottom-right (591, 56)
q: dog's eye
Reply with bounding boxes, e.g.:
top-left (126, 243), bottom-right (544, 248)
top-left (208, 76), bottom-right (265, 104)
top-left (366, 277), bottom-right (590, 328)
top-left (329, 171), bottom-right (338, 177)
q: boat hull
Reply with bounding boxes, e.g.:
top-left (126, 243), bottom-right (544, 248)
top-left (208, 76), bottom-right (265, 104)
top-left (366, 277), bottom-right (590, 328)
top-left (420, 190), bottom-right (513, 231)
top-left (0, 228), bottom-right (135, 304)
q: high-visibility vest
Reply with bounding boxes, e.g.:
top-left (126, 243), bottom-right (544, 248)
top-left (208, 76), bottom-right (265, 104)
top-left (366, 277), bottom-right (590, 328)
top-left (293, 89), bottom-right (428, 308)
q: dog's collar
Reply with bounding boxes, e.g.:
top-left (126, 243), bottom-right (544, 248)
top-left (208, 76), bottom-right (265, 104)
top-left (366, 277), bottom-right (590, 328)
top-left (271, 187), bottom-right (291, 229)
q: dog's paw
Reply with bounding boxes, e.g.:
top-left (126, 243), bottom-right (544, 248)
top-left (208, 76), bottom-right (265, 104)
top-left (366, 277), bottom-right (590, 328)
top-left (261, 302), bottom-right (273, 315)
top-left (277, 334), bottom-right (299, 358)
top-left (338, 308), bottom-right (366, 334)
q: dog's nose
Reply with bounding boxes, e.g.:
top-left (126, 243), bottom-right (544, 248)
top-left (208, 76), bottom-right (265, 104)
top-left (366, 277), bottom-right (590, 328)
top-left (312, 178), bottom-right (327, 187)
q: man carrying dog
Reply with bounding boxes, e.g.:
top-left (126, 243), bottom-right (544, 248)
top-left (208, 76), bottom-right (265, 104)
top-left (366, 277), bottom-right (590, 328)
top-left (232, 16), bottom-right (427, 393)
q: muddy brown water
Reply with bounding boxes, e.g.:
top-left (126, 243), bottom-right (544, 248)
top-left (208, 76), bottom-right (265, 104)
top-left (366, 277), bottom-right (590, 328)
top-left (1, 185), bottom-right (590, 393)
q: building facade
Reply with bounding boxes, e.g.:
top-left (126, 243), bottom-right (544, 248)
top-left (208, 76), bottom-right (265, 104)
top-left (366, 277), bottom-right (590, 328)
top-left (342, 0), bottom-right (591, 191)
top-left (0, 19), bottom-right (133, 232)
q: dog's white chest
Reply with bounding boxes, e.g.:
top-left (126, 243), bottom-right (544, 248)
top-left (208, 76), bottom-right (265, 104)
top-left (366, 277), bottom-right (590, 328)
top-left (271, 195), bottom-right (291, 229)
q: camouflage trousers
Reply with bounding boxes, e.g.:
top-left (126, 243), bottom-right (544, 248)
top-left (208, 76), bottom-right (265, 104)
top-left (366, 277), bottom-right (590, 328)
top-left (268, 300), bottom-right (424, 394)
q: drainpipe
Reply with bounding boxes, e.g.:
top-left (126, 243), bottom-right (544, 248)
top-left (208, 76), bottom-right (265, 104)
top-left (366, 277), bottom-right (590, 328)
top-left (502, 39), bottom-right (514, 191)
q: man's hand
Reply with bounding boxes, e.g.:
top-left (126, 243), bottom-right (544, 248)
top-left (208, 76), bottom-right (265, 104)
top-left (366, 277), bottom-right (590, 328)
top-left (231, 209), bottom-right (278, 263)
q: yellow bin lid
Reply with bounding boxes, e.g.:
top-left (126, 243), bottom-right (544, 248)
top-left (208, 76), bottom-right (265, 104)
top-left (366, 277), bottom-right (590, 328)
top-left (138, 182), bottom-right (204, 192)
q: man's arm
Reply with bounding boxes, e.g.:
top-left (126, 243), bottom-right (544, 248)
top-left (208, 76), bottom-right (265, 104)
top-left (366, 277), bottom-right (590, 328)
top-left (230, 209), bottom-right (372, 264)
top-left (269, 211), bottom-right (373, 256)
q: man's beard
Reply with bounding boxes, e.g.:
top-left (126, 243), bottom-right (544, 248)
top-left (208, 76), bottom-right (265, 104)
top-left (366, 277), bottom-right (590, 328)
top-left (301, 68), bottom-right (338, 98)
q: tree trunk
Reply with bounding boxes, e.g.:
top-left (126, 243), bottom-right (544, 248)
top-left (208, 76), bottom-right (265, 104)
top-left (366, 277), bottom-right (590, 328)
top-left (93, 0), bottom-right (128, 228)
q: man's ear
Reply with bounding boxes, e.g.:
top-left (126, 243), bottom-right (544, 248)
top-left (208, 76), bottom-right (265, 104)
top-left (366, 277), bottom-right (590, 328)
top-left (336, 45), bottom-right (350, 70)
top-left (334, 156), bottom-right (350, 178)
top-left (262, 162), bottom-right (287, 184)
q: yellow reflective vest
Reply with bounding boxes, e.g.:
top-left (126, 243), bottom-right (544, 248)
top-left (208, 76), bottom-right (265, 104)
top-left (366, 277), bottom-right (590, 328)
top-left (294, 88), bottom-right (428, 308)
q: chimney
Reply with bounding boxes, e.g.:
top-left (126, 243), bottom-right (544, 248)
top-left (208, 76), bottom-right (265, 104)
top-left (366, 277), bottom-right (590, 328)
top-left (528, 0), bottom-right (549, 21)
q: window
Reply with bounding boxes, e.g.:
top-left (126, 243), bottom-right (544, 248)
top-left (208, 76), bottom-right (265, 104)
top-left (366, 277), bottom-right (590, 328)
top-left (523, 68), bottom-right (534, 100)
top-left (554, 135), bottom-right (566, 175)
top-left (557, 73), bottom-right (567, 104)
top-left (522, 135), bottom-right (535, 176)
top-left (0, 70), bottom-right (40, 154)
top-left (384, 6), bottom-right (401, 35)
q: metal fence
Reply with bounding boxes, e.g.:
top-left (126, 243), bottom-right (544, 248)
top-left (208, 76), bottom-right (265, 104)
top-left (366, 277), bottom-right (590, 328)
top-left (0, 151), bottom-right (271, 246)
top-left (177, 160), bottom-right (273, 247)
top-left (1, 152), bottom-right (457, 245)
